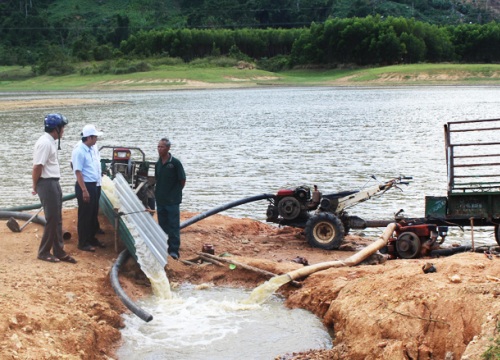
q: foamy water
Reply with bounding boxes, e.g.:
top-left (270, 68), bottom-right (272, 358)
top-left (117, 285), bottom-right (332, 360)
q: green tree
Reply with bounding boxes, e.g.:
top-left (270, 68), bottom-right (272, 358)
top-left (400, 32), bottom-right (426, 63)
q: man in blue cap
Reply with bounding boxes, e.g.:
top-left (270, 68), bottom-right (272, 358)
top-left (32, 113), bottom-right (76, 264)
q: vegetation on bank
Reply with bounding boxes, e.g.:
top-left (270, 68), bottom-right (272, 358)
top-left (0, 16), bottom-right (499, 81)
top-left (1, 60), bottom-right (500, 91)
top-left (482, 321), bottom-right (500, 360)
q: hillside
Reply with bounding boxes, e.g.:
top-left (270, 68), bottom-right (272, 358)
top-left (1, 0), bottom-right (499, 36)
top-left (1, 1), bottom-right (499, 67)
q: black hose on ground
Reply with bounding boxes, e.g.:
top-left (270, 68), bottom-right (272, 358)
top-left (180, 193), bottom-right (274, 229)
top-left (0, 194), bottom-right (76, 212)
top-left (430, 246), bottom-right (472, 257)
top-left (110, 249), bottom-right (153, 323)
top-left (0, 210), bottom-right (46, 226)
top-left (430, 245), bottom-right (497, 257)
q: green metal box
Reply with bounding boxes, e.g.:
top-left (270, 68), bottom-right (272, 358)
top-left (99, 191), bottom-right (138, 261)
top-left (425, 196), bottom-right (447, 217)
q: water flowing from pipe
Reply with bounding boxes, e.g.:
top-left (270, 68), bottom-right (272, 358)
top-left (102, 175), bottom-right (172, 299)
top-left (244, 223), bottom-right (396, 305)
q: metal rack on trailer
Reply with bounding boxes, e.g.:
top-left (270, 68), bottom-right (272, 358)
top-left (425, 118), bottom-right (500, 246)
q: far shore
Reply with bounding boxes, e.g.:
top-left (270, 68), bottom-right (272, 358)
top-left (1, 63), bottom-right (500, 95)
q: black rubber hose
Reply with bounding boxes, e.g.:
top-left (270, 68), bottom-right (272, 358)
top-left (0, 194), bottom-right (76, 212)
top-left (110, 249), bottom-right (153, 323)
top-left (0, 210), bottom-right (46, 226)
top-left (180, 193), bottom-right (274, 229)
top-left (430, 246), bottom-right (472, 257)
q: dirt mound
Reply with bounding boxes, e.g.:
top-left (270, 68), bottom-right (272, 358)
top-left (0, 208), bottom-right (499, 359)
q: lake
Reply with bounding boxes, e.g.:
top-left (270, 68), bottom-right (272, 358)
top-left (1, 86), bottom-right (499, 245)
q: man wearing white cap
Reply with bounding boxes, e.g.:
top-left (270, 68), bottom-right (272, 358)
top-left (72, 124), bottom-right (103, 252)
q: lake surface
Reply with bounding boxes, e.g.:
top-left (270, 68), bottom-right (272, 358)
top-left (1, 86), bottom-right (499, 245)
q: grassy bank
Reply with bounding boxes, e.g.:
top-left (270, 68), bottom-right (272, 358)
top-left (1, 62), bottom-right (500, 92)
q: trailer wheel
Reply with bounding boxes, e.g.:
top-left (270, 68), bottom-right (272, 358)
top-left (495, 225), bottom-right (500, 246)
top-left (305, 213), bottom-right (345, 250)
top-left (396, 232), bottom-right (421, 259)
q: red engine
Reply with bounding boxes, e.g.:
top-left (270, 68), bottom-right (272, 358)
top-left (384, 223), bottom-right (448, 259)
top-left (266, 186), bottom-right (319, 222)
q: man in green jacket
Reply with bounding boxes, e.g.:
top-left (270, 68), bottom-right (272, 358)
top-left (155, 138), bottom-right (186, 260)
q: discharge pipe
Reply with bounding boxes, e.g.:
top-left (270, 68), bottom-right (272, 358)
top-left (110, 249), bottom-right (153, 322)
top-left (245, 223), bottom-right (396, 304)
top-left (180, 193), bottom-right (274, 229)
top-left (285, 223), bottom-right (396, 281)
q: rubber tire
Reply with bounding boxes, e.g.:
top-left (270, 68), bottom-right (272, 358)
top-left (305, 213), bottom-right (345, 250)
top-left (495, 225), bottom-right (500, 246)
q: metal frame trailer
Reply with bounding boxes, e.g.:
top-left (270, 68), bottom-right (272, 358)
top-left (425, 118), bottom-right (500, 245)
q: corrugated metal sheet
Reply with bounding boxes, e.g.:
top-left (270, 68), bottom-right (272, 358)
top-left (99, 191), bottom-right (138, 260)
top-left (100, 173), bottom-right (168, 267)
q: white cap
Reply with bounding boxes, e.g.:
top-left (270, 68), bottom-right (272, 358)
top-left (82, 124), bottom-right (103, 137)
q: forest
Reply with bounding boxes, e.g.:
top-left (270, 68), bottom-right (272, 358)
top-left (0, 0), bottom-right (499, 72)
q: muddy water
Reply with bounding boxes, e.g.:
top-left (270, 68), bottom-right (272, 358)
top-left (116, 285), bottom-right (332, 359)
top-left (1, 87), bottom-right (500, 246)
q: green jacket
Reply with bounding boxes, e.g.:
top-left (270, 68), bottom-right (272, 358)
top-left (154, 154), bottom-right (186, 206)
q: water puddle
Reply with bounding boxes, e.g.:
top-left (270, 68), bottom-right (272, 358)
top-left (117, 284), bottom-right (332, 360)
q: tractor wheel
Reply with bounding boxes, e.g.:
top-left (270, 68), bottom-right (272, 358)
top-left (305, 213), bottom-right (345, 250)
top-left (495, 225), bottom-right (500, 246)
top-left (396, 231), bottom-right (421, 259)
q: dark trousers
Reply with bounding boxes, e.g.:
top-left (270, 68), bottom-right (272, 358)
top-left (157, 204), bottom-right (181, 254)
top-left (95, 185), bottom-right (101, 234)
top-left (37, 178), bottom-right (66, 258)
top-left (75, 181), bottom-right (98, 248)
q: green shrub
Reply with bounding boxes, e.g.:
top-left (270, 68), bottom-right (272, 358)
top-left (228, 45), bottom-right (253, 62)
top-left (93, 45), bottom-right (114, 61)
top-left (33, 61), bottom-right (75, 76)
top-left (257, 55), bottom-right (290, 72)
top-left (482, 321), bottom-right (500, 359)
top-left (189, 56), bottom-right (238, 68)
top-left (112, 60), bottom-right (151, 74)
top-left (210, 56), bottom-right (238, 67)
top-left (150, 56), bottom-right (185, 66)
top-left (78, 60), bottom-right (151, 75)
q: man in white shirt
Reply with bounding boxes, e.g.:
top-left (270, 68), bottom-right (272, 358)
top-left (72, 131), bottom-right (105, 246)
top-left (72, 124), bottom-right (103, 252)
top-left (32, 113), bottom-right (76, 264)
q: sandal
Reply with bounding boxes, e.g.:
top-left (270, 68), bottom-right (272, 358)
top-left (37, 255), bottom-right (60, 263)
top-left (59, 255), bottom-right (77, 264)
